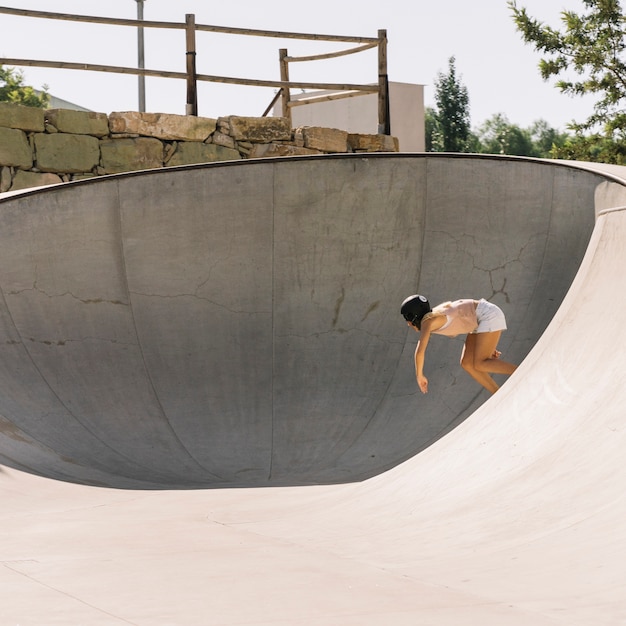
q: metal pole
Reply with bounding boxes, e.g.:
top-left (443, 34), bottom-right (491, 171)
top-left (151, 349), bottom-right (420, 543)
top-left (136, 0), bottom-right (146, 112)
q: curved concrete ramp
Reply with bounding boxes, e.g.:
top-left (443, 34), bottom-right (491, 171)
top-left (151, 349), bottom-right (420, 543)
top-left (0, 154), bottom-right (612, 488)
top-left (2, 156), bottom-right (626, 625)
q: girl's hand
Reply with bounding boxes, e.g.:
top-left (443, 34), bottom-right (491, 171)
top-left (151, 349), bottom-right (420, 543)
top-left (492, 349), bottom-right (501, 359)
top-left (417, 374), bottom-right (429, 394)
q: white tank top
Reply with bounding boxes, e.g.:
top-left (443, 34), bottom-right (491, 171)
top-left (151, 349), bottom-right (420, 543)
top-left (432, 299), bottom-right (478, 337)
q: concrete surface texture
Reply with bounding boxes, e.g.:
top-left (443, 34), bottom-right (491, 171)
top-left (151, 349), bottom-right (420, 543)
top-left (0, 154), bottom-right (605, 488)
top-left (1, 154), bottom-right (626, 624)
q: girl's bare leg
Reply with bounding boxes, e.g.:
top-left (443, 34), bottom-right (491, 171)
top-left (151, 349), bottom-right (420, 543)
top-left (461, 334), bottom-right (499, 393)
top-left (461, 332), bottom-right (517, 394)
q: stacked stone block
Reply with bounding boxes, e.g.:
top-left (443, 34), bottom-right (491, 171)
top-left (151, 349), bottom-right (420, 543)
top-left (0, 102), bottom-right (399, 193)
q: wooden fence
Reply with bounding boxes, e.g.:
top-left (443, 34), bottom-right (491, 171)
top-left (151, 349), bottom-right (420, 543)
top-left (0, 6), bottom-right (390, 133)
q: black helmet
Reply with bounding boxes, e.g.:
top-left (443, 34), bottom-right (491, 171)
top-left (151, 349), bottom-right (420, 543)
top-left (401, 294), bottom-right (431, 329)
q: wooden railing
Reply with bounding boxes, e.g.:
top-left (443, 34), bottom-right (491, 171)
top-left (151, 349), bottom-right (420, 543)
top-left (0, 6), bottom-right (390, 133)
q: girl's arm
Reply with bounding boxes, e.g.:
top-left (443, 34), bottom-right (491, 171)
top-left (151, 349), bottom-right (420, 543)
top-left (414, 323), bottom-right (434, 394)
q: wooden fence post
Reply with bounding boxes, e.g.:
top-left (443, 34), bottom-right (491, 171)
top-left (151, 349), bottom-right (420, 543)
top-left (279, 48), bottom-right (292, 126)
top-left (377, 29), bottom-right (390, 135)
top-left (185, 13), bottom-right (198, 116)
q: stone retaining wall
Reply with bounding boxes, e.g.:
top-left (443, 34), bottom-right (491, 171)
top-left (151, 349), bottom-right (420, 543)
top-left (0, 103), bottom-right (399, 192)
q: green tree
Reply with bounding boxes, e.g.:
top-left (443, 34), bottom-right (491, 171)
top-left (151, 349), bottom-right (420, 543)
top-left (550, 132), bottom-right (626, 163)
top-left (509, 0), bottom-right (626, 162)
top-left (473, 114), bottom-right (570, 157)
top-left (529, 119), bottom-right (570, 156)
top-left (476, 114), bottom-right (534, 155)
top-left (424, 107), bottom-right (440, 151)
top-left (428, 56), bottom-right (471, 152)
top-left (0, 65), bottom-right (49, 108)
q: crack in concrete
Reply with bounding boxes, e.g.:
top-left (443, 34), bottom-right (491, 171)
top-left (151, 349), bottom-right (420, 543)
top-left (128, 289), bottom-right (264, 316)
top-left (428, 229), bottom-right (540, 304)
top-left (25, 336), bottom-right (138, 347)
top-left (8, 283), bottom-right (128, 307)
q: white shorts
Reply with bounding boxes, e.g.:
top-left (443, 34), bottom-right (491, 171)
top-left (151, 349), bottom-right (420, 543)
top-left (472, 299), bottom-right (507, 333)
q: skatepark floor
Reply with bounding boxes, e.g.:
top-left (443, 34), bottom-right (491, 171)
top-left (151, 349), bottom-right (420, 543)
top-left (1, 154), bottom-right (626, 625)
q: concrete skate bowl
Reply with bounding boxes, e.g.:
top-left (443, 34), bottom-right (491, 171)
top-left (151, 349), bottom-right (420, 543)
top-left (0, 153), bottom-right (619, 489)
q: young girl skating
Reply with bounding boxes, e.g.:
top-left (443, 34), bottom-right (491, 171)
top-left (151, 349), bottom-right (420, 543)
top-left (401, 295), bottom-right (517, 394)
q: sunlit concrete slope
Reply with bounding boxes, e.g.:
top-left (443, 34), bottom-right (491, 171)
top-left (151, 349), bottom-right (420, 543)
top-left (2, 207), bottom-right (626, 625)
top-left (0, 154), bottom-right (613, 487)
top-left (195, 202), bottom-right (626, 625)
top-left (2, 157), bottom-right (626, 625)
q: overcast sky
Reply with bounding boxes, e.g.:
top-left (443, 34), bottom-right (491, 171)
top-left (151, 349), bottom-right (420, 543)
top-left (0, 1), bottom-right (597, 131)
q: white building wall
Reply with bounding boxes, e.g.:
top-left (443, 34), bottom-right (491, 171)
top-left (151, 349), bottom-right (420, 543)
top-left (278, 81), bottom-right (424, 152)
